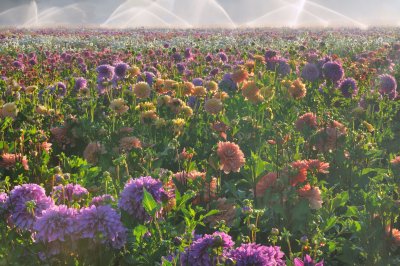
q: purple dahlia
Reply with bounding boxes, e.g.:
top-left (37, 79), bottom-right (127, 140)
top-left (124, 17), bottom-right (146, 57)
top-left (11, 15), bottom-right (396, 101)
top-left (219, 73), bottom-right (238, 93)
top-left (322, 61), bottom-right (344, 83)
top-left (266, 58), bottom-right (291, 76)
top-left (185, 48), bottom-right (192, 59)
top-left (137, 71), bottom-right (156, 86)
top-left (114, 62), bottom-right (130, 78)
top-left (339, 78), bottom-right (358, 98)
top-left (180, 232), bottom-right (234, 266)
top-left (50, 82), bottom-right (67, 97)
top-left (76, 205), bottom-right (126, 249)
top-left (264, 49), bottom-right (278, 60)
top-left (218, 52), bottom-right (228, 62)
top-left (8, 184), bottom-right (54, 231)
top-left (294, 254), bottom-right (324, 266)
top-left (205, 53), bottom-right (213, 62)
top-left (301, 63), bottom-right (320, 82)
top-left (0, 192), bottom-right (8, 216)
top-left (172, 53), bottom-right (182, 62)
top-left (34, 205), bottom-right (77, 243)
top-left (74, 77), bottom-right (87, 91)
top-left (228, 243), bottom-right (286, 266)
top-left (52, 184), bottom-right (88, 205)
top-left (12, 60), bottom-right (24, 70)
top-left (176, 63), bottom-right (186, 73)
top-left (90, 194), bottom-right (115, 207)
top-left (96, 64), bottom-right (115, 82)
top-left (118, 176), bottom-right (169, 222)
top-left (378, 74), bottom-right (397, 100)
top-left (192, 78), bottom-right (204, 86)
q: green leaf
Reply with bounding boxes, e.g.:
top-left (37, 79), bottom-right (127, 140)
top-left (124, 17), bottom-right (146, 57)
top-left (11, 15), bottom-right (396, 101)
top-left (345, 206), bottom-right (359, 217)
top-left (142, 188), bottom-right (159, 216)
top-left (332, 191), bottom-right (349, 209)
top-left (133, 225), bottom-right (148, 242)
top-left (199, 209), bottom-right (219, 221)
top-left (323, 216), bottom-right (337, 232)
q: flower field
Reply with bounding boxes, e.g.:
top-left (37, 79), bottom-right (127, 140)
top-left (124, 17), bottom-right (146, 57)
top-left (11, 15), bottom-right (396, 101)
top-left (1, 28), bottom-right (400, 265)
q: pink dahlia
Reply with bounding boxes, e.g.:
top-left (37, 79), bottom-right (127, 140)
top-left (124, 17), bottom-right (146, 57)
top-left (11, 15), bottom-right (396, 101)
top-left (217, 141), bottom-right (245, 174)
top-left (298, 184), bottom-right (323, 209)
top-left (256, 172), bottom-right (278, 198)
top-left (295, 113), bottom-right (318, 132)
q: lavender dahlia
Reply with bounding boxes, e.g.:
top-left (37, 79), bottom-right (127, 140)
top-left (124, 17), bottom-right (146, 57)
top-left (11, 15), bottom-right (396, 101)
top-left (218, 52), bottom-right (228, 62)
top-left (114, 62), bottom-right (129, 78)
top-left (192, 78), bottom-right (204, 86)
top-left (294, 254), bottom-right (324, 266)
top-left (96, 64), bottom-right (115, 82)
top-left (378, 74), bottom-right (397, 99)
top-left (34, 205), bottom-right (77, 243)
top-left (52, 184), bottom-right (88, 205)
top-left (137, 71), bottom-right (156, 86)
top-left (0, 192), bottom-right (8, 216)
top-left (180, 232), bottom-right (234, 266)
top-left (219, 73), bottom-right (238, 93)
top-left (228, 243), bottom-right (286, 266)
top-left (76, 205), bottom-right (126, 249)
top-left (301, 63), bottom-right (320, 82)
top-left (8, 184), bottom-right (54, 231)
top-left (264, 49), bottom-right (278, 60)
top-left (118, 176), bottom-right (169, 222)
top-left (266, 58), bottom-right (291, 76)
top-left (74, 77), bottom-right (87, 91)
top-left (176, 63), bottom-right (186, 73)
top-left (339, 78), bottom-right (358, 98)
top-left (51, 82), bottom-right (67, 97)
top-left (322, 61), bottom-right (344, 83)
top-left (89, 194), bottom-right (115, 207)
top-left (12, 60), bottom-right (24, 70)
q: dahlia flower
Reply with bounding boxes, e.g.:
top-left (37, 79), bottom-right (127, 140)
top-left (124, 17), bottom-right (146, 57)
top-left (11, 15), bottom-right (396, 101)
top-left (256, 172), bottom-right (278, 198)
top-left (119, 136), bottom-right (142, 152)
top-left (294, 255), bottom-right (324, 266)
top-left (0, 192), bottom-right (8, 216)
top-left (34, 205), bottom-right (77, 243)
top-left (339, 78), bottom-right (358, 98)
top-left (180, 232), bottom-right (234, 266)
top-left (96, 64), bottom-right (115, 82)
top-left (295, 113), bottom-right (318, 132)
top-left (205, 198), bottom-right (236, 227)
top-left (298, 184), bottom-right (323, 209)
top-left (289, 79), bottom-right (307, 99)
top-left (228, 243), bottom-right (285, 266)
top-left (83, 142), bottom-right (106, 164)
top-left (289, 160), bottom-right (309, 186)
top-left (217, 141), bottom-right (246, 174)
top-left (8, 184), bottom-right (54, 231)
top-left (76, 205), bottom-right (126, 249)
top-left (109, 98), bottom-right (129, 115)
top-left (378, 74), bottom-right (397, 99)
top-left (89, 194), bottom-right (115, 207)
top-left (74, 77), bottom-right (87, 91)
top-left (114, 62), bottom-right (130, 78)
top-left (322, 61), bottom-right (344, 83)
top-left (134, 82), bottom-right (151, 99)
top-left (231, 68), bottom-right (249, 83)
top-left (118, 176), bottom-right (169, 222)
top-left (301, 63), bottom-right (320, 82)
top-left (52, 184), bottom-right (88, 204)
top-left (1, 102), bottom-right (18, 119)
top-left (204, 98), bottom-right (223, 115)
top-left (0, 153), bottom-right (29, 170)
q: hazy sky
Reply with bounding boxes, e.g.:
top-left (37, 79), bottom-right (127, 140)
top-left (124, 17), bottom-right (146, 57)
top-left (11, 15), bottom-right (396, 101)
top-left (0, 0), bottom-right (399, 28)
